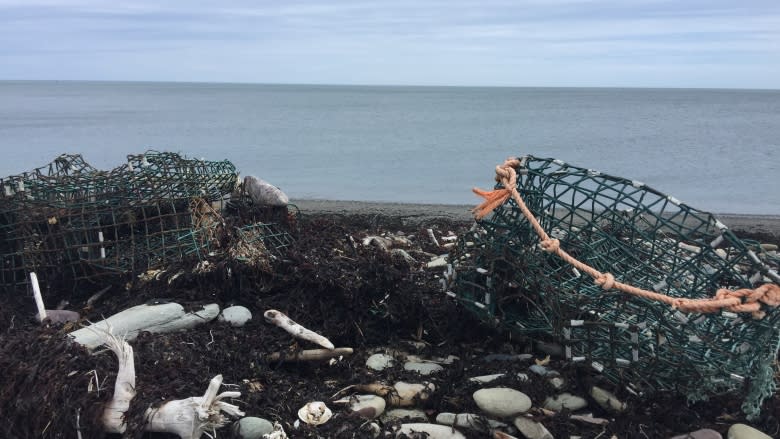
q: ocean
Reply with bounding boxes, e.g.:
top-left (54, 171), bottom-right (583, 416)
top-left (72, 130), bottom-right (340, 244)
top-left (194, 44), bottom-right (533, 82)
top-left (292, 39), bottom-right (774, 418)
top-left (0, 81), bottom-right (778, 214)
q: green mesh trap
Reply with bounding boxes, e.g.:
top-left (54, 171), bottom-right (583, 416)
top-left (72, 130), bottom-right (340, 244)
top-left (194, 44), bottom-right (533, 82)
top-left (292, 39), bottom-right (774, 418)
top-left (449, 155), bottom-right (780, 418)
top-left (0, 151), bottom-right (239, 293)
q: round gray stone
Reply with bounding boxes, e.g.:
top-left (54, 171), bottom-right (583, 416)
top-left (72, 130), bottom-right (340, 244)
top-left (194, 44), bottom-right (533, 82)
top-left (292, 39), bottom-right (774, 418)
top-left (381, 408), bottom-right (428, 423)
top-left (231, 417), bottom-right (274, 439)
top-left (472, 387), bottom-right (532, 418)
top-left (404, 361), bottom-right (444, 375)
top-left (728, 424), bottom-right (772, 439)
top-left (218, 305), bottom-right (252, 327)
top-left (671, 428), bottom-right (722, 439)
top-left (513, 416), bottom-right (554, 439)
top-left (544, 392), bottom-right (588, 411)
top-left (366, 353), bottom-right (395, 371)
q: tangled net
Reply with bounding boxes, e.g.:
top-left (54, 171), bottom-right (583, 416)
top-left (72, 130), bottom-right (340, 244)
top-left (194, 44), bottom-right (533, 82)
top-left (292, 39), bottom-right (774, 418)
top-left (449, 155), bottom-right (780, 418)
top-left (0, 151), bottom-right (291, 297)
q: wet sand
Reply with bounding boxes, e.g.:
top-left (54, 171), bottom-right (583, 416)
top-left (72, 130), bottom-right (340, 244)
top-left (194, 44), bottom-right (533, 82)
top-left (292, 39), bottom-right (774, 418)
top-left (291, 199), bottom-right (780, 241)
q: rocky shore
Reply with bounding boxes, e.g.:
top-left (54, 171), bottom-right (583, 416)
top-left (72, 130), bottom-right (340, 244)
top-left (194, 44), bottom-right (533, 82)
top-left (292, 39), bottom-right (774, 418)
top-left (1, 200), bottom-right (779, 439)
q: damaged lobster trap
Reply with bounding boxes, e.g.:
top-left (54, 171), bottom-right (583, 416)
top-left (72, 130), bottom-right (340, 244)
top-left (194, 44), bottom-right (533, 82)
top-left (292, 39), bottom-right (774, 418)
top-left (449, 155), bottom-right (780, 418)
top-left (0, 151), bottom-right (239, 293)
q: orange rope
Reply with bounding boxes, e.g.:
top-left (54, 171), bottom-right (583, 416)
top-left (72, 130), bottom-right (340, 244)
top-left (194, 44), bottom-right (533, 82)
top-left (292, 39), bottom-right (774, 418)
top-left (473, 158), bottom-right (780, 319)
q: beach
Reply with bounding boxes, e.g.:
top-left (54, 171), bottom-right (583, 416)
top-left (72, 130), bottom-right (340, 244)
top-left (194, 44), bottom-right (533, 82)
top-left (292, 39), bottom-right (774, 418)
top-left (292, 199), bottom-right (780, 242)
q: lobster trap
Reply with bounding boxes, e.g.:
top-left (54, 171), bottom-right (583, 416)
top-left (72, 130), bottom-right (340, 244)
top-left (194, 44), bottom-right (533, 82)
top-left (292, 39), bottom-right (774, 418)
top-left (449, 155), bottom-right (780, 417)
top-left (0, 151), bottom-right (239, 293)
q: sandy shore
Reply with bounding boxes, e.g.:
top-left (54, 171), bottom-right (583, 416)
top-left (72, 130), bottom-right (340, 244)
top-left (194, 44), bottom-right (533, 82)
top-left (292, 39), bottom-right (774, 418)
top-left (291, 199), bottom-right (780, 241)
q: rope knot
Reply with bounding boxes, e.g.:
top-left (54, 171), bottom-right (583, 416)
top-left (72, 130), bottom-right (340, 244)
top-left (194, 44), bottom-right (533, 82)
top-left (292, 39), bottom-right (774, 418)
top-left (540, 238), bottom-right (560, 253)
top-left (595, 272), bottom-right (615, 290)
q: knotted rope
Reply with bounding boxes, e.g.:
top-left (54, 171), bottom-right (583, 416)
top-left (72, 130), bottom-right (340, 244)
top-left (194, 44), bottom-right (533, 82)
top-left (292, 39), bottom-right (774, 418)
top-left (473, 158), bottom-right (780, 319)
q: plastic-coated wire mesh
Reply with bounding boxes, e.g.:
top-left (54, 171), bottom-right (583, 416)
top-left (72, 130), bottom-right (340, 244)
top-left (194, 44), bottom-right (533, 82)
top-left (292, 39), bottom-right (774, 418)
top-left (0, 151), bottom-right (238, 293)
top-left (449, 155), bottom-right (780, 418)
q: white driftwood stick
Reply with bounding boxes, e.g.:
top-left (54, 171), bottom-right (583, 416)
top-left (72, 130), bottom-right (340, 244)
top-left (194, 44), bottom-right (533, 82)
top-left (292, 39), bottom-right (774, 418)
top-left (264, 309), bottom-right (335, 349)
top-left (70, 303), bottom-right (220, 349)
top-left (143, 374), bottom-right (244, 439)
top-left (93, 331), bottom-right (243, 437)
top-left (267, 347), bottom-right (353, 362)
top-left (30, 272), bottom-right (47, 322)
top-left (101, 333), bottom-right (136, 434)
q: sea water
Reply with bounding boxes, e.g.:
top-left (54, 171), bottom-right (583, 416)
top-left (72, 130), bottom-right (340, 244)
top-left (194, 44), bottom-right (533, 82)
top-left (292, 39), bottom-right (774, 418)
top-left (0, 81), bottom-right (777, 214)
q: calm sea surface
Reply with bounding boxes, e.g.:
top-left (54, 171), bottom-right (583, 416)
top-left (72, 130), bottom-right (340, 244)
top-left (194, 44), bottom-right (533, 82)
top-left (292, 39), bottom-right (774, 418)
top-left (0, 81), bottom-right (778, 214)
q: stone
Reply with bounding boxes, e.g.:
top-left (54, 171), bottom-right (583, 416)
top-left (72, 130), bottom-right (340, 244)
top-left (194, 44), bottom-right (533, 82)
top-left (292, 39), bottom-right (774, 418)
top-left (469, 373), bottom-right (505, 383)
top-left (543, 393), bottom-right (587, 411)
top-left (513, 416), bottom-right (554, 439)
top-left (727, 424), bottom-right (772, 439)
top-left (760, 243), bottom-right (778, 252)
top-left (435, 412), bottom-right (508, 432)
top-left (345, 394), bottom-right (386, 419)
top-left (589, 386), bottom-right (626, 413)
top-left (404, 361), bottom-right (444, 375)
top-left (243, 175), bottom-right (289, 206)
top-left (366, 353), bottom-right (395, 371)
top-left (472, 388), bottom-right (532, 418)
top-left (381, 408), bottom-right (428, 423)
top-left (670, 428), bottom-right (722, 439)
top-left (397, 423), bottom-right (466, 439)
top-left (218, 305), bottom-right (252, 327)
top-left (231, 417), bottom-right (274, 439)
top-left (427, 256), bottom-right (448, 269)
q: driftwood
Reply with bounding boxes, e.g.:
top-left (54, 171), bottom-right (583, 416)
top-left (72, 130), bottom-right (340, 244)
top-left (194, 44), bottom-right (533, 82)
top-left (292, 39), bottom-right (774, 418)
top-left (94, 330), bottom-right (244, 437)
top-left (266, 347), bottom-right (353, 362)
top-left (264, 309), bottom-right (335, 349)
top-left (70, 302), bottom-right (220, 349)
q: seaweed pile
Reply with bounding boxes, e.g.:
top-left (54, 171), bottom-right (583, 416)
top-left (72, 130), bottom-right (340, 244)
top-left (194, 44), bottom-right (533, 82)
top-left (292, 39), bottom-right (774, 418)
top-left (1, 206), bottom-right (780, 438)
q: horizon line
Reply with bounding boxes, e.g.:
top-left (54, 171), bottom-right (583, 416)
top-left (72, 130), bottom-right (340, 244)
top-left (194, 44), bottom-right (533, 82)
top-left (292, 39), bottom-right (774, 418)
top-left (1, 78), bottom-right (778, 92)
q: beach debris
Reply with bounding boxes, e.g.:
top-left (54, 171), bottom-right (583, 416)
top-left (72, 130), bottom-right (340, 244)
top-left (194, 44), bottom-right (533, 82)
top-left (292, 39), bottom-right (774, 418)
top-left (297, 401), bottom-right (333, 425)
top-left (472, 388), bottom-right (532, 418)
top-left (69, 302), bottom-right (220, 349)
top-left (262, 421), bottom-right (288, 439)
top-left (366, 352), bottom-right (395, 371)
top-left (266, 347), bottom-right (353, 362)
top-left (512, 416), bottom-right (554, 439)
top-left (397, 423), bottom-right (466, 439)
top-left (727, 423), bottom-right (772, 439)
top-left (543, 392), bottom-right (588, 411)
top-left (243, 175), bottom-right (289, 207)
top-left (232, 417), bottom-right (275, 439)
top-left (218, 305), bottom-right (253, 327)
top-left (96, 331), bottom-right (243, 436)
top-left (589, 386), bottom-right (627, 413)
top-left (381, 408), bottom-right (428, 423)
top-left (403, 361), bottom-right (444, 375)
top-left (435, 412), bottom-right (508, 432)
top-left (427, 228), bottom-right (441, 247)
top-left (263, 309), bottom-right (335, 349)
top-left (389, 381), bottom-right (436, 407)
top-left (333, 394), bottom-right (386, 419)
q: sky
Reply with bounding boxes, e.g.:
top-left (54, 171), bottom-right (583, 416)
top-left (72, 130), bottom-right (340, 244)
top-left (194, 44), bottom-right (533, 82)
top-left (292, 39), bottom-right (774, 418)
top-left (1, 0), bottom-right (779, 88)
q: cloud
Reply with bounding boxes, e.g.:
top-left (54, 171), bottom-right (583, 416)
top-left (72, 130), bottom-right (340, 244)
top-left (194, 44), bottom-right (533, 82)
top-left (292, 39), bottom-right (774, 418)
top-left (0, 0), bottom-right (778, 87)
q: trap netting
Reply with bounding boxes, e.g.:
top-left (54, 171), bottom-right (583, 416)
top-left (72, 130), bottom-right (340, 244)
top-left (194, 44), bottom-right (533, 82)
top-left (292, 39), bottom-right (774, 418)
top-left (449, 155), bottom-right (780, 418)
top-left (0, 151), bottom-right (289, 294)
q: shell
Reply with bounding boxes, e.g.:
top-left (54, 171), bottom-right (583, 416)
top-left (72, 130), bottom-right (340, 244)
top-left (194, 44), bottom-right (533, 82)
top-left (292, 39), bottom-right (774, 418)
top-left (297, 401), bottom-right (333, 425)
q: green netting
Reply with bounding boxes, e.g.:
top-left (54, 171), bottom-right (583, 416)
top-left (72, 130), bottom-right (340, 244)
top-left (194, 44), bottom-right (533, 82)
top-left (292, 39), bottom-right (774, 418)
top-left (449, 155), bottom-right (780, 418)
top-left (0, 151), bottom-right (238, 293)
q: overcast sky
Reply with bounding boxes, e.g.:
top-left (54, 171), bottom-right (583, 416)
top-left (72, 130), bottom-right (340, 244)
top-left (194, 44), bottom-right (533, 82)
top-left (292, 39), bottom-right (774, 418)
top-left (1, 0), bottom-right (778, 88)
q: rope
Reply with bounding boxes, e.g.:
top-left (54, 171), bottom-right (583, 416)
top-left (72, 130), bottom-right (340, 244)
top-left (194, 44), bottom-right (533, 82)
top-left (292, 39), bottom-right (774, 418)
top-left (472, 157), bottom-right (780, 319)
